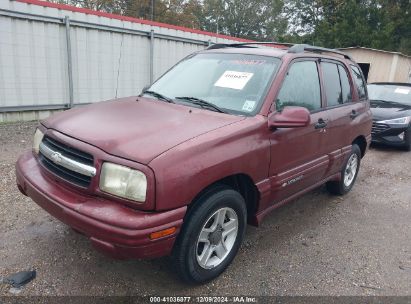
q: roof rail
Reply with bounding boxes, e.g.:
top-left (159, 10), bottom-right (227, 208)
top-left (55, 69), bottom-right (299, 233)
top-left (207, 41), bottom-right (294, 50)
top-left (206, 42), bottom-right (353, 60)
top-left (288, 44), bottom-right (352, 60)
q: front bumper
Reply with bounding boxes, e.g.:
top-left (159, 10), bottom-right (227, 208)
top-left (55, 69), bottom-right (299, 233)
top-left (16, 151), bottom-right (186, 259)
top-left (371, 123), bottom-right (409, 147)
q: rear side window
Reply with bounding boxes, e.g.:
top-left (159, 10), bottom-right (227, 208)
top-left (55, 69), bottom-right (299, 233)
top-left (322, 62), bottom-right (342, 106)
top-left (338, 65), bottom-right (352, 103)
top-left (350, 65), bottom-right (367, 99)
top-left (276, 61), bottom-right (321, 111)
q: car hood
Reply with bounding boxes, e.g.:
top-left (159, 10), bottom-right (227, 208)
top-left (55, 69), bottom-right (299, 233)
top-left (42, 97), bottom-right (245, 164)
top-left (370, 100), bottom-right (411, 121)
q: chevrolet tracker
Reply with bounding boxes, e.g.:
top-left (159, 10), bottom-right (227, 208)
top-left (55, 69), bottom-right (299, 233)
top-left (16, 43), bottom-right (372, 283)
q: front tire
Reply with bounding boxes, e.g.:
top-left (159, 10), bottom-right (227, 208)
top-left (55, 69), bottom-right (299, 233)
top-left (326, 144), bottom-right (361, 195)
top-left (172, 185), bottom-right (247, 284)
top-left (403, 126), bottom-right (411, 151)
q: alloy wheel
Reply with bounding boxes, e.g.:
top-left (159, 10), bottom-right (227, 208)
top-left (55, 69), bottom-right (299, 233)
top-left (344, 154), bottom-right (358, 187)
top-left (196, 207), bottom-right (238, 269)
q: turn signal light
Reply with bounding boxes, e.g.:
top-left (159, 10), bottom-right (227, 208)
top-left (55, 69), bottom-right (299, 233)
top-left (149, 227), bottom-right (176, 240)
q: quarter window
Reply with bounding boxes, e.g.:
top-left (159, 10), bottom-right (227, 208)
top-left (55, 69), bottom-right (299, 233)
top-left (350, 65), bottom-right (367, 99)
top-left (276, 61), bottom-right (321, 111)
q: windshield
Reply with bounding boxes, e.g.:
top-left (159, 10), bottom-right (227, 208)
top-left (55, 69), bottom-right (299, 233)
top-left (368, 84), bottom-right (411, 105)
top-left (148, 53), bottom-right (280, 115)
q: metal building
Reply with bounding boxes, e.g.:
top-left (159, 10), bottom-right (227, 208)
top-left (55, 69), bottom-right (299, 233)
top-left (0, 0), bottom-right (249, 122)
top-left (338, 47), bottom-right (411, 84)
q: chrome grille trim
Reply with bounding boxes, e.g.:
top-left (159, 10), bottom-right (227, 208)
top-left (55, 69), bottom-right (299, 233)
top-left (371, 122), bottom-right (390, 134)
top-left (39, 142), bottom-right (96, 177)
top-left (43, 136), bottom-right (94, 165)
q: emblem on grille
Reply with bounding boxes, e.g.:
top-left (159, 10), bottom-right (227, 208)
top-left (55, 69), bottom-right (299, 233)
top-left (50, 151), bottom-right (63, 164)
top-left (39, 141), bottom-right (97, 177)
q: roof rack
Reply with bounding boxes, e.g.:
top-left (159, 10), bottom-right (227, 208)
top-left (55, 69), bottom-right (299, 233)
top-left (207, 42), bottom-right (294, 50)
top-left (288, 44), bottom-right (353, 60)
top-left (207, 42), bottom-right (353, 60)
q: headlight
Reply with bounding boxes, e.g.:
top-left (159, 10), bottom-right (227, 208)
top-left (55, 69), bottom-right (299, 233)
top-left (377, 117), bottom-right (411, 125)
top-left (99, 162), bottom-right (147, 202)
top-left (33, 128), bottom-right (44, 154)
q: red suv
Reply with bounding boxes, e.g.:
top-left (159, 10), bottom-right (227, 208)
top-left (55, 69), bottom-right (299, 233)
top-left (16, 43), bottom-right (372, 283)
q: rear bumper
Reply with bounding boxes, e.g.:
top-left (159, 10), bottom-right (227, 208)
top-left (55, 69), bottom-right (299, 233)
top-left (16, 151), bottom-right (186, 259)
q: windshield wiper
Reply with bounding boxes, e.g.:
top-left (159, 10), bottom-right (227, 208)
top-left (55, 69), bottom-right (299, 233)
top-left (175, 96), bottom-right (227, 113)
top-left (141, 90), bottom-right (174, 103)
top-left (371, 99), bottom-right (398, 104)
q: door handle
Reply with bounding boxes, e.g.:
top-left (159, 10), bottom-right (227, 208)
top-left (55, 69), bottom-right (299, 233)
top-left (350, 110), bottom-right (359, 119)
top-left (315, 118), bottom-right (327, 129)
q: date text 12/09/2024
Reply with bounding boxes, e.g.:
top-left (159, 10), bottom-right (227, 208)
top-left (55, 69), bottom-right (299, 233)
top-left (150, 296), bottom-right (257, 303)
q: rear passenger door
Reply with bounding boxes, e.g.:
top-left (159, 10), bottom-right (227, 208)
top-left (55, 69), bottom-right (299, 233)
top-left (319, 60), bottom-right (363, 174)
top-left (350, 64), bottom-right (371, 132)
top-left (268, 59), bottom-right (330, 204)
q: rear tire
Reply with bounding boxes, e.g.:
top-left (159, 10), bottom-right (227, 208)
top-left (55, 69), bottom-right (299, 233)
top-left (172, 185), bottom-right (247, 284)
top-left (326, 144), bottom-right (361, 195)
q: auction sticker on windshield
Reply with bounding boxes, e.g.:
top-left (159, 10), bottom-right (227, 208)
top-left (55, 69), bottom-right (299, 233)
top-left (242, 100), bottom-right (256, 112)
top-left (214, 71), bottom-right (254, 90)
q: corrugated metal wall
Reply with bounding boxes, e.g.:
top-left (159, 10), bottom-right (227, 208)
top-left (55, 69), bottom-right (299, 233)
top-left (0, 14), bottom-right (69, 108)
top-left (0, 0), bottom-right (243, 121)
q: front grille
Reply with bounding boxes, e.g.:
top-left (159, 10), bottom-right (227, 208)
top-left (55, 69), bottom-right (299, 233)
top-left (372, 122), bottom-right (390, 135)
top-left (39, 136), bottom-right (94, 188)
top-left (43, 136), bottom-right (94, 165)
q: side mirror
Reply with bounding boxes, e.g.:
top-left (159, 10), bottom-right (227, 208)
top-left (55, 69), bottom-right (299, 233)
top-left (268, 106), bottom-right (311, 129)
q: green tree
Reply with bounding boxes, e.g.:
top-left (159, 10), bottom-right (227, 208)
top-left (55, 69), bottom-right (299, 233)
top-left (48, 0), bottom-right (410, 54)
top-left (377, 0), bottom-right (411, 54)
top-left (284, 0), bottom-right (410, 54)
top-left (50, 0), bottom-right (126, 14)
top-left (194, 0), bottom-right (287, 40)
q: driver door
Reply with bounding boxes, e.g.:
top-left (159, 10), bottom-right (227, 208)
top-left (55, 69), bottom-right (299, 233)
top-left (268, 59), bottom-right (330, 204)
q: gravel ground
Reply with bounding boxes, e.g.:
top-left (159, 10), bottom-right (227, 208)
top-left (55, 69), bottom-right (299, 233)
top-left (0, 121), bottom-right (410, 297)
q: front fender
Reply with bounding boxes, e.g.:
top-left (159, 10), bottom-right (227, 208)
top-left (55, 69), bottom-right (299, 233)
top-left (149, 117), bottom-right (270, 211)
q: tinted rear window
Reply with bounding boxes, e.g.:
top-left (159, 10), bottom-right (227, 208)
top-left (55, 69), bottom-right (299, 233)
top-left (338, 65), bottom-right (352, 103)
top-left (322, 62), bottom-right (342, 106)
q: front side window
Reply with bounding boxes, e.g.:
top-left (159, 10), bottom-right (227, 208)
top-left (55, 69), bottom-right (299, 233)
top-left (276, 61), bottom-right (321, 111)
top-left (351, 65), bottom-right (367, 99)
top-left (148, 53), bottom-right (280, 115)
